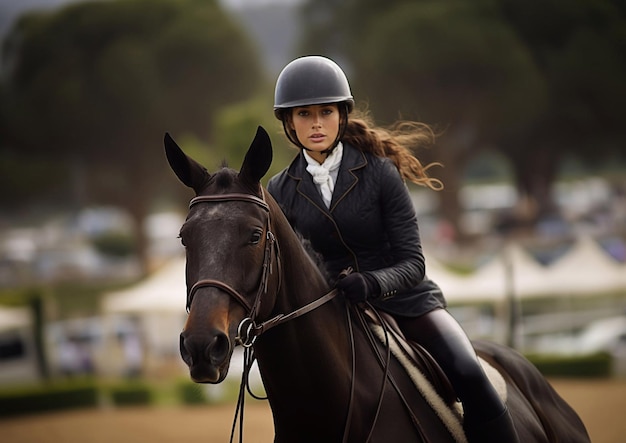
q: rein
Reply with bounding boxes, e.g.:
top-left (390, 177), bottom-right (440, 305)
top-left (186, 191), bottom-right (344, 442)
top-left (186, 192), bottom-right (421, 442)
top-left (187, 192), bottom-right (340, 345)
top-left (186, 192), bottom-right (277, 319)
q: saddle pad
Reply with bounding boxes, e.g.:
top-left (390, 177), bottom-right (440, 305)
top-left (370, 324), bottom-right (507, 443)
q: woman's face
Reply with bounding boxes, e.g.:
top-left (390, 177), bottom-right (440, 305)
top-left (290, 103), bottom-right (340, 163)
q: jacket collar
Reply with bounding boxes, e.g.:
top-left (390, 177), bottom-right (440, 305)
top-left (286, 143), bottom-right (367, 213)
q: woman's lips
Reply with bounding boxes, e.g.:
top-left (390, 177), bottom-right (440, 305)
top-left (309, 134), bottom-right (326, 143)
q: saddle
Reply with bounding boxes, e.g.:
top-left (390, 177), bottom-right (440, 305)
top-left (362, 308), bottom-right (459, 407)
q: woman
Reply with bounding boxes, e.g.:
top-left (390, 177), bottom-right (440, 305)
top-left (267, 55), bottom-right (519, 443)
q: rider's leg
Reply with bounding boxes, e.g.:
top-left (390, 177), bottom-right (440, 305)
top-left (395, 308), bottom-right (519, 443)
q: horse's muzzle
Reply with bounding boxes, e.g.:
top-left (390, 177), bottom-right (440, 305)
top-left (179, 330), bottom-right (231, 383)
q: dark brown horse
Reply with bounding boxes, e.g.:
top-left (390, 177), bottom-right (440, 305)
top-left (165, 127), bottom-right (590, 443)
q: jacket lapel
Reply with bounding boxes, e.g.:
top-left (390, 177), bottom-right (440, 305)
top-left (286, 145), bottom-right (367, 214)
top-left (330, 143), bottom-right (367, 212)
top-left (287, 152), bottom-right (329, 213)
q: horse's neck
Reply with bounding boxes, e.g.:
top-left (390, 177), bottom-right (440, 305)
top-left (271, 212), bottom-right (332, 318)
top-left (255, 224), bottom-right (350, 404)
top-left (255, 290), bottom-right (350, 429)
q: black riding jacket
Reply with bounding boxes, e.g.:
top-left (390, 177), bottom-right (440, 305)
top-left (267, 143), bottom-right (445, 317)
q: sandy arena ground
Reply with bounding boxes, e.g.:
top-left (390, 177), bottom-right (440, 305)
top-left (1, 378), bottom-right (624, 442)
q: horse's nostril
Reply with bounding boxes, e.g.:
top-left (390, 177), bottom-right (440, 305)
top-left (207, 332), bottom-right (230, 366)
top-left (180, 331), bottom-right (230, 368)
top-left (180, 333), bottom-right (193, 366)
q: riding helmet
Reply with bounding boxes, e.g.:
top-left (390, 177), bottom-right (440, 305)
top-left (273, 56), bottom-right (354, 120)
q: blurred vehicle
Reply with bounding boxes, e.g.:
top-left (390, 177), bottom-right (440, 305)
top-left (0, 306), bottom-right (38, 385)
top-left (532, 316), bottom-right (626, 357)
top-left (575, 316), bottom-right (626, 356)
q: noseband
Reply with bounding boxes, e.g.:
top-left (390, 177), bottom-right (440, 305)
top-left (186, 192), bottom-right (281, 346)
top-left (185, 191), bottom-right (390, 443)
top-left (185, 191), bottom-right (340, 348)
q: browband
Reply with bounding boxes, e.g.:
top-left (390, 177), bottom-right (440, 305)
top-left (189, 193), bottom-right (269, 212)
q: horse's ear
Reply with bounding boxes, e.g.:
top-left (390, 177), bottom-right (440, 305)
top-left (239, 126), bottom-right (272, 186)
top-left (164, 132), bottom-right (209, 192)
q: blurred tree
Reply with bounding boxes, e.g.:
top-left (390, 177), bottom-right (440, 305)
top-left (213, 92), bottom-right (296, 183)
top-left (299, 0), bottom-right (626, 236)
top-left (301, 0), bottom-right (545, 238)
top-left (1, 0), bottom-right (263, 271)
top-left (499, 0), bottom-right (626, 219)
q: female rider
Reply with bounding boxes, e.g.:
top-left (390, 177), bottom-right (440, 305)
top-left (267, 55), bottom-right (519, 443)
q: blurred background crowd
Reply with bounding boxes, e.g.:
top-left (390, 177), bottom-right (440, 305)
top-left (0, 0), bottom-right (625, 402)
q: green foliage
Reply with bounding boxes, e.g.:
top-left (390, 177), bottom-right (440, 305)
top-left (213, 98), bottom-right (271, 170)
top-left (3, 0), bottom-right (262, 151)
top-left (298, 0), bottom-right (626, 230)
top-left (176, 379), bottom-right (208, 405)
top-left (0, 381), bottom-right (100, 417)
top-left (109, 382), bottom-right (153, 406)
top-left (501, 0), bottom-right (626, 146)
top-left (358, 2), bottom-right (545, 129)
top-left (212, 94), bottom-right (294, 181)
top-left (91, 231), bottom-right (136, 258)
top-left (0, 377), bottom-right (249, 417)
top-left (526, 352), bottom-right (613, 378)
top-left (0, 149), bottom-right (69, 208)
top-left (0, 0), bottom-right (265, 262)
top-left (0, 380), bottom-right (156, 417)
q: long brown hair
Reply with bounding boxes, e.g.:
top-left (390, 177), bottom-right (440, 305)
top-left (342, 110), bottom-right (443, 190)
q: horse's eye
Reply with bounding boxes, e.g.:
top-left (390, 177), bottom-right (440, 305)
top-left (250, 230), bottom-right (262, 245)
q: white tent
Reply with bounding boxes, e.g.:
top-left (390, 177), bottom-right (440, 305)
top-left (506, 242), bottom-right (554, 298)
top-left (427, 242), bottom-right (552, 302)
top-left (543, 236), bottom-right (626, 296)
top-left (103, 258), bottom-right (187, 314)
top-left (101, 257), bottom-right (262, 384)
top-left (102, 258), bottom-right (188, 367)
top-left (426, 255), bottom-right (504, 303)
top-left (426, 238), bottom-right (626, 302)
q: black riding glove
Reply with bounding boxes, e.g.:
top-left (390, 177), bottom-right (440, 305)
top-left (336, 272), bottom-right (380, 303)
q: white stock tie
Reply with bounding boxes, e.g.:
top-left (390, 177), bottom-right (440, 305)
top-left (304, 142), bottom-right (344, 208)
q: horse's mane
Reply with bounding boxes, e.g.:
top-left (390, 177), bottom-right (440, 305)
top-left (296, 232), bottom-right (331, 283)
top-left (263, 187), bottom-right (332, 284)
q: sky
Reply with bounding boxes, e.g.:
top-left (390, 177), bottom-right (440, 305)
top-left (219, 0), bottom-right (303, 9)
top-left (0, 0), bottom-right (78, 38)
top-left (0, 0), bottom-right (302, 76)
top-left (0, 0), bottom-right (303, 38)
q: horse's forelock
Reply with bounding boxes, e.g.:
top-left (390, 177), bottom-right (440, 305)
top-left (213, 167), bottom-right (237, 190)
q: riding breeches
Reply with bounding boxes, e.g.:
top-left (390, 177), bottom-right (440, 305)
top-left (394, 308), bottom-right (506, 424)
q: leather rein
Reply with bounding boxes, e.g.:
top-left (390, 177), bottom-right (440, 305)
top-left (186, 192), bottom-right (339, 347)
top-left (185, 192), bottom-right (421, 443)
top-left (186, 192), bottom-right (343, 443)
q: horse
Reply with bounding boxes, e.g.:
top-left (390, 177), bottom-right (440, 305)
top-left (165, 126), bottom-right (590, 442)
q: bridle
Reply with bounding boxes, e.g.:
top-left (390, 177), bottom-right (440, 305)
top-left (185, 191), bottom-right (339, 347)
top-left (185, 190), bottom-right (343, 443)
top-left (184, 191), bottom-right (420, 443)
top-left (186, 192), bottom-right (278, 330)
